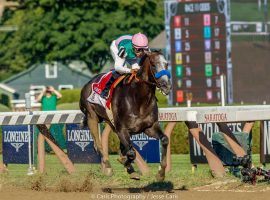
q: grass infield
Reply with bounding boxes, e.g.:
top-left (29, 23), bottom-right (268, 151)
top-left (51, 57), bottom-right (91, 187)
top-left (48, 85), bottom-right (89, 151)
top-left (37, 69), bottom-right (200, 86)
top-left (0, 154), bottom-right (265, 192)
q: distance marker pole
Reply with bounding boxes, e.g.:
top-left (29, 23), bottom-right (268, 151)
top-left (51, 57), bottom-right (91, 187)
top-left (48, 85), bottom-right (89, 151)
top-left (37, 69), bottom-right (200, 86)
top-left (25, 93), bottom-right (35, 175)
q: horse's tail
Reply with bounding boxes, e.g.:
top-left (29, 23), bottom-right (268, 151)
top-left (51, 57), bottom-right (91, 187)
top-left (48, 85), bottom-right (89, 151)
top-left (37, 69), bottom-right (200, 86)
top-left (79, 73), bottom-right (103, 128)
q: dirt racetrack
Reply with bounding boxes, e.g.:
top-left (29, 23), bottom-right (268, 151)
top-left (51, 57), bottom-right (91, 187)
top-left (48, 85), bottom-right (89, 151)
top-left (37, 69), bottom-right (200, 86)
top-left (2, 186), bottom-right (270, 200)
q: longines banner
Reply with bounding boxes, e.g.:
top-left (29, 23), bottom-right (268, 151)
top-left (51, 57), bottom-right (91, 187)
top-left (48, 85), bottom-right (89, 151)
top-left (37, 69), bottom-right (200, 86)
top-left (66, 124), bottom-right (101, 163)
top-left (66, 124), bottom-right (160, 163)
top-left (189, 122), bottom-right (245, 164)
top-left (2, 125), bottom-right (33, 164)
top-left (260, 121), bottom-right (270, 163)
top-left (130, 133), bottom-right (160, 163)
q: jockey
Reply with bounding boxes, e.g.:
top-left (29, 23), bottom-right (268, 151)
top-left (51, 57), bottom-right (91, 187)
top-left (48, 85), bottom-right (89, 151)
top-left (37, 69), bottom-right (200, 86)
top-left (100, 32), bottom-right (149, 99)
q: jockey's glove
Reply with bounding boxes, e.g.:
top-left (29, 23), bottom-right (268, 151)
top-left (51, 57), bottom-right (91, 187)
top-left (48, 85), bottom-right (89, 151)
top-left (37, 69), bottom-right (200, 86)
top-left (118, 47), bottom-right (127, 58)
top-left (131, 63), bottom-right (140, 70)
top-left (131, 69), bottom-right (138, 74)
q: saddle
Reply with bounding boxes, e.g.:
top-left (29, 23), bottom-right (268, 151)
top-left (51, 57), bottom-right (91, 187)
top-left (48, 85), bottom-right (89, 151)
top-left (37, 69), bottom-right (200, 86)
top-left (89, 71), bottom-right (127, 109)
top-left (92, 71), bottom-right (113, 95)
top-left (104, 74), bottom-right (126, 109)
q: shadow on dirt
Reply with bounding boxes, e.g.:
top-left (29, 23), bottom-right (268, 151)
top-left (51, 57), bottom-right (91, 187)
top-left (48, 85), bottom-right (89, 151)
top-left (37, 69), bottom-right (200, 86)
top-left (102, 181), bottom-right (188, 193)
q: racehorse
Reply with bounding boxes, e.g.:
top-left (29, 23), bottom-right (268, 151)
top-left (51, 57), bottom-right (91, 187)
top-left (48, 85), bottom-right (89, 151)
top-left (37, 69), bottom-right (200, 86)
top-left (79, 50), bottom-right (171, 181)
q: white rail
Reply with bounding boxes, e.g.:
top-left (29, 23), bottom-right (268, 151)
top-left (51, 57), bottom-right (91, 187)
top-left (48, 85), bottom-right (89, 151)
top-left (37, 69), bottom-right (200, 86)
top-left (1, 105), bottom-right (270, 125)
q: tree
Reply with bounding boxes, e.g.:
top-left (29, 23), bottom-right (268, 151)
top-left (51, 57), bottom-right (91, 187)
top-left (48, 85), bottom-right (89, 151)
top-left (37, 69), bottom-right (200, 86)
top-left (0, 0), bottom-right (164, 80)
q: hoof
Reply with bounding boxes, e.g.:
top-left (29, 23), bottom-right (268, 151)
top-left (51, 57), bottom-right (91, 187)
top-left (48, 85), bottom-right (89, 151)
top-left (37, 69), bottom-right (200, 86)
top-left (0, 165), bottom-right (8, 173)
top-left (156, 170), bottom-right (165, 182)
top-left (102, 167), bottom-right (113, 177)
top-left (101, 162), bottom-right (113, 177)
top-left (130, 172), bottom-right (140, 180)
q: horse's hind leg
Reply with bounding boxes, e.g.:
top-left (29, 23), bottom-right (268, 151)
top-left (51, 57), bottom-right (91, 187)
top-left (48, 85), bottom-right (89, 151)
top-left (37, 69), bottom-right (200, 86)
top-left (145, 122), bottom-right (168, 181)
top-left (86, 108), bottom-right (113, 176)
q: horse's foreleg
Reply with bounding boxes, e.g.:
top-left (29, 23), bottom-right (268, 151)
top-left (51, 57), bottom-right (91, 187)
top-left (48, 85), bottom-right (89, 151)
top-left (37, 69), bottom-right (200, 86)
top-left (117, 132), bottom-right (140, 180)
top-left (86, 111), bottom-right (113, 176)
top-left (145, 122), bottom-right (168, 181)
top-left (159, 134), bottom-right (169, 181)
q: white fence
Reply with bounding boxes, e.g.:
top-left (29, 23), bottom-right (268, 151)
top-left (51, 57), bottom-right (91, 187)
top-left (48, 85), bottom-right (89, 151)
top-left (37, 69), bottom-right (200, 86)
top-left (231, 21), bottom-right (270, 36)
top-left (2, 105), bottom-right (270, 125)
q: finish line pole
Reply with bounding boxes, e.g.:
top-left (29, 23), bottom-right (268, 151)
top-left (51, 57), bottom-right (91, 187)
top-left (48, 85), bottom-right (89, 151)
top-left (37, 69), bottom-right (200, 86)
top-left (25, 93), bottom-right (35, 175)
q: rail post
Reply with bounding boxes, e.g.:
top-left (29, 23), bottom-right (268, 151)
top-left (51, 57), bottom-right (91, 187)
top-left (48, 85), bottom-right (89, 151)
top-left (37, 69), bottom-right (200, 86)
top-left (25, 93), bottom-right (35, 175)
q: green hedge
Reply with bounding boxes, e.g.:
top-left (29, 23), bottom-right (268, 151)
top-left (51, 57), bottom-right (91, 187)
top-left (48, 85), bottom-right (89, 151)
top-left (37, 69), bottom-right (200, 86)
top-left (57, 102), bottom-right (80, 110)
top-left (57, 89), bottom-right (168, 106)
top-left (231, 2), bottom-right (270, 22)
top-left (0, 104), bottom-right (9, 153)
top-left (252, 121), bottom-right (260, 154)
top-left (57, 89), bottom-right (81, 104)
top-left (0, 103), bottom-right (10, 112)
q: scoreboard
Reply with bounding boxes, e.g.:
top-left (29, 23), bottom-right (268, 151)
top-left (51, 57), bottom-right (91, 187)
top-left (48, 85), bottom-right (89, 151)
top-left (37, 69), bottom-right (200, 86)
top-left (165, 0), bottom-right (232, 104)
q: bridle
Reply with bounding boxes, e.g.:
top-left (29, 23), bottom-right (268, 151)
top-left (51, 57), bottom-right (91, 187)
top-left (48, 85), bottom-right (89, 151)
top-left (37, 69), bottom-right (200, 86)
top-left (148, 64), bottom-right (163, 88)
top-left (134, 53), bottom-right (171, 89)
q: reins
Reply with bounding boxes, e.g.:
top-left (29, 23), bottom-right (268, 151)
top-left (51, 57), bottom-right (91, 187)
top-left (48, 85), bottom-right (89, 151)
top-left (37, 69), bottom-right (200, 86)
top-left (126, 54), bottom-right (161, 87)
top-left (127, 71), bottom-right (140, 84)
top-left (126, 70), bottom-right (157, 86)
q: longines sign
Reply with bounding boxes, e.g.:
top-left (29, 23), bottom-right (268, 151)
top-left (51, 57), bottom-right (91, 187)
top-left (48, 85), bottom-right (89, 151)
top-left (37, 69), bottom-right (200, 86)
top-left (130, 133), bottom-right (160, 163)
top-left (66, 124), bottom-right (101, 163)
top-left (2, 125), bottom-right (33, 164)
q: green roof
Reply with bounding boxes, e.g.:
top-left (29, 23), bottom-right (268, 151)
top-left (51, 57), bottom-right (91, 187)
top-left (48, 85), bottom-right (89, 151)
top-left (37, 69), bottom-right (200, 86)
top-left (2, 62), bottom-right (92, 84)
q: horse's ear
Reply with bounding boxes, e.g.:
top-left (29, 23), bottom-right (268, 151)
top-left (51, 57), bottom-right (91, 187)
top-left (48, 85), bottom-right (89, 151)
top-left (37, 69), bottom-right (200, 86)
top-left (144, 50), bottom-right (151, 56)
top-left (150, 49), bottom-right (162, 55)
top-left (153, 49), bottom-right (162, 54)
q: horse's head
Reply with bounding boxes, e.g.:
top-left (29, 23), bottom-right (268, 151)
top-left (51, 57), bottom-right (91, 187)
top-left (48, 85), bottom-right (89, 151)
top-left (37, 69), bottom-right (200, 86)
top-left (140, 50), bottom-right (172, 95)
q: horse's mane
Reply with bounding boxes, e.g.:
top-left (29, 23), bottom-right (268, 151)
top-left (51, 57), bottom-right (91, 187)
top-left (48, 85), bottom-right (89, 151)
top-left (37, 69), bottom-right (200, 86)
top-left (138, 49), bottom-right (162, 66)
top-left (138, 54), bottom-right (148, 67)
top-left (137, 49), bottom-right (162, 77)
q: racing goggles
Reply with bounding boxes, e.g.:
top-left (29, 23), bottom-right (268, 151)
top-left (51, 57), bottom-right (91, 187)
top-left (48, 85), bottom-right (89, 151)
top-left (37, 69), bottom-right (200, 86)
top-left (133, 47), bottom-right (148, 54)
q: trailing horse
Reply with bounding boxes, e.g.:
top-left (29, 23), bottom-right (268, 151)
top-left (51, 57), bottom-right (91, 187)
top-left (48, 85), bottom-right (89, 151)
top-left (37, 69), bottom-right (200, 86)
top-left (80, 50), bottom-right (171, 181)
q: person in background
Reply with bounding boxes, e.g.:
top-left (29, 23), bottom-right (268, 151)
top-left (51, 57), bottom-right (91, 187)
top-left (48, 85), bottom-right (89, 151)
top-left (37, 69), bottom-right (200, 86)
top-left (37, 86), bottom-right (62, 111)
top-left (36, 86), bottom-right (65, 152)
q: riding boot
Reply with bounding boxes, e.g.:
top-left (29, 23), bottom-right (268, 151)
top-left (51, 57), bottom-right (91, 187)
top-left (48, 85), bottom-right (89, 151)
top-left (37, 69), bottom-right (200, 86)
top-left (100, 74), bottom-right (117, 99)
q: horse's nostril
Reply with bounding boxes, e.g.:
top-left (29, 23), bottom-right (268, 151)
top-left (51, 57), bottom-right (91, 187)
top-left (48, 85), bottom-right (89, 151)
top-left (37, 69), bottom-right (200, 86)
top-left (160, 82), bottom-right (166, 87)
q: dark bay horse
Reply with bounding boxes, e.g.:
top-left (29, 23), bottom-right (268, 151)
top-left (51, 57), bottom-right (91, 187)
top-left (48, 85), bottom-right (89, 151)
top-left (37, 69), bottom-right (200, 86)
top-left (80, 51), bottom-right (171, 181)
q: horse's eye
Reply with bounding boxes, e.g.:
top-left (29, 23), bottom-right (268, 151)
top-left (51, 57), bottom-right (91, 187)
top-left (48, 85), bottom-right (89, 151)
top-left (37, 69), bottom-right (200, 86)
top-left (152, 66), bottom-right (157, 72)
top-left (165, 63), bottom-right (168, 69)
